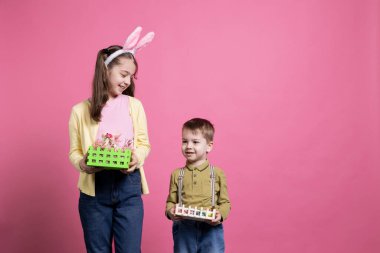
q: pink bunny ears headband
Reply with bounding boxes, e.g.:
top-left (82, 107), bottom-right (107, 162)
top-left (104, 26), bottom-right (155, 66)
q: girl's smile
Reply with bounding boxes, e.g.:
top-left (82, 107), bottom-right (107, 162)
top-left (107, 57), bottom-right (136, 98)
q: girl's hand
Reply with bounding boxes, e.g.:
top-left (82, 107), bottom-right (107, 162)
top-left (120, 151), bottom-right (139, 174)
top-left (168, 207), bottom-right (183, 221)
top-left (207, 210), bottom-right (222, 226)
top-left (79, 154), bottom-right (104, 174)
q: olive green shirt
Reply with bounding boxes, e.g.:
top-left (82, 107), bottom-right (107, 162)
top-left (166, 160), bottom-right (231, 221)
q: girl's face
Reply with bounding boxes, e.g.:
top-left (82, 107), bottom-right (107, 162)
top-left (107, 57), bottom-right (136, 98)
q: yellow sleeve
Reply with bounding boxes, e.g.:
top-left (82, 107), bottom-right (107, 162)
top-left (68, 108), bottom-right (84, 172)
top-left (133, 100), bottom-right (151, 168)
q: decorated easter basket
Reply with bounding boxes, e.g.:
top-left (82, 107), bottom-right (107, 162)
top-left (174, 204), bottom-right (216, 221)
top-left (86, 133), bottom-right (132, 170)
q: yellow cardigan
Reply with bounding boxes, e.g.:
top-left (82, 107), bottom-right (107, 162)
top-left (68, 96), bottom-right (151, 196)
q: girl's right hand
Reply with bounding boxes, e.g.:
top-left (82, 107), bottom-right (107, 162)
top-left (79, 154), bottom-right (104, 174)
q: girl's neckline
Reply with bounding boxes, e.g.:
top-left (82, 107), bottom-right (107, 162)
top-left (106, 94), bottom-right (123, 106)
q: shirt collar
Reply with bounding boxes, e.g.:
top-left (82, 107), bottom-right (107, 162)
top-left (186, 160), bottom-right (210, 171)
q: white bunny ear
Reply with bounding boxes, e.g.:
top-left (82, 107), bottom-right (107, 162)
top-left (123, 26), bottom-right (142, 50)
top-left (134, 32), bottom-right (155, 53)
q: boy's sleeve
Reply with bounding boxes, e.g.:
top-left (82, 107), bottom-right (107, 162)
top-left (165, 171), bottom-right (178, 219)
top-left (217, 169), bottom-right (231, 221)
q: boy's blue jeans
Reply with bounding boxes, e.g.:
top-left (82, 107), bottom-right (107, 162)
top-left (79, 170), bottom-right (143, 253)
top-left (173, 219), bottom-right (225, 253)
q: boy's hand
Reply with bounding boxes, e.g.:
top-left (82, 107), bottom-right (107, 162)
top-left (79, 154), bottom-right (104, 174)
top-left (207, 210), bottom-right (222, 226)
top-left (167, 207), bottom-right (183, 221)
top-left (121, 151), bottom-right (139, 174)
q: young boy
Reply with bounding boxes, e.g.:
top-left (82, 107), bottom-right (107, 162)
top-left (165, 118), bottom-right (231, 253)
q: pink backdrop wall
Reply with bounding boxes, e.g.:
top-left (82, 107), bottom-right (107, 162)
top-left (1, 0), bottom-right (379, 252)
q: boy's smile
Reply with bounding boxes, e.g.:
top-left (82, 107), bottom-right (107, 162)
top-left (182, 128), bottom-right (213, 167)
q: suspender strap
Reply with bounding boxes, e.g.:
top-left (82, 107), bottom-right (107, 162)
top-left (177, 168), bottom-right (185, 206)
top-left (177, 165), bottom-right (216, 208)
top-left (210, 165), bottom-right (216, 209)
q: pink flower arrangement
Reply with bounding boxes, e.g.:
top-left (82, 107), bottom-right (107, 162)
top-left (93, 133), bottom-right (133, 151)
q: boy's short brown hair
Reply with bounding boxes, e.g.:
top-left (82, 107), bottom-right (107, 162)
top-left (182, 118), bottom-right (215, 143)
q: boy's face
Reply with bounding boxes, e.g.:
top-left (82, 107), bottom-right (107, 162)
top-left (182, 128), bottom-right (213, 166)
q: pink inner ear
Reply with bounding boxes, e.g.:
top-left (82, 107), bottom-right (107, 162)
top-left (123, 26), bottom-right (142, 50)
top-left (135, 32), bottom-right (155, 51)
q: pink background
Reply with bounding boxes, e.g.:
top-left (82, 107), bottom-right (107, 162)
top-left (1, 0), bottom-right (379, 252)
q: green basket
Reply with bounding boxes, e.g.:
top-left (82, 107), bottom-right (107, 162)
top-left (86, 146), bottom-right (132, 169)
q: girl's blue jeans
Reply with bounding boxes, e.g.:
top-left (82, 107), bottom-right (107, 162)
top-left (173, 219), bottom-right (225, 253)
top-left (79, 170), bottom-right (143, 253)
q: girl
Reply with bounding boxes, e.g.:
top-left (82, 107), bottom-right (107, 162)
top-left (69, 27), bottom-right (154, 253)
